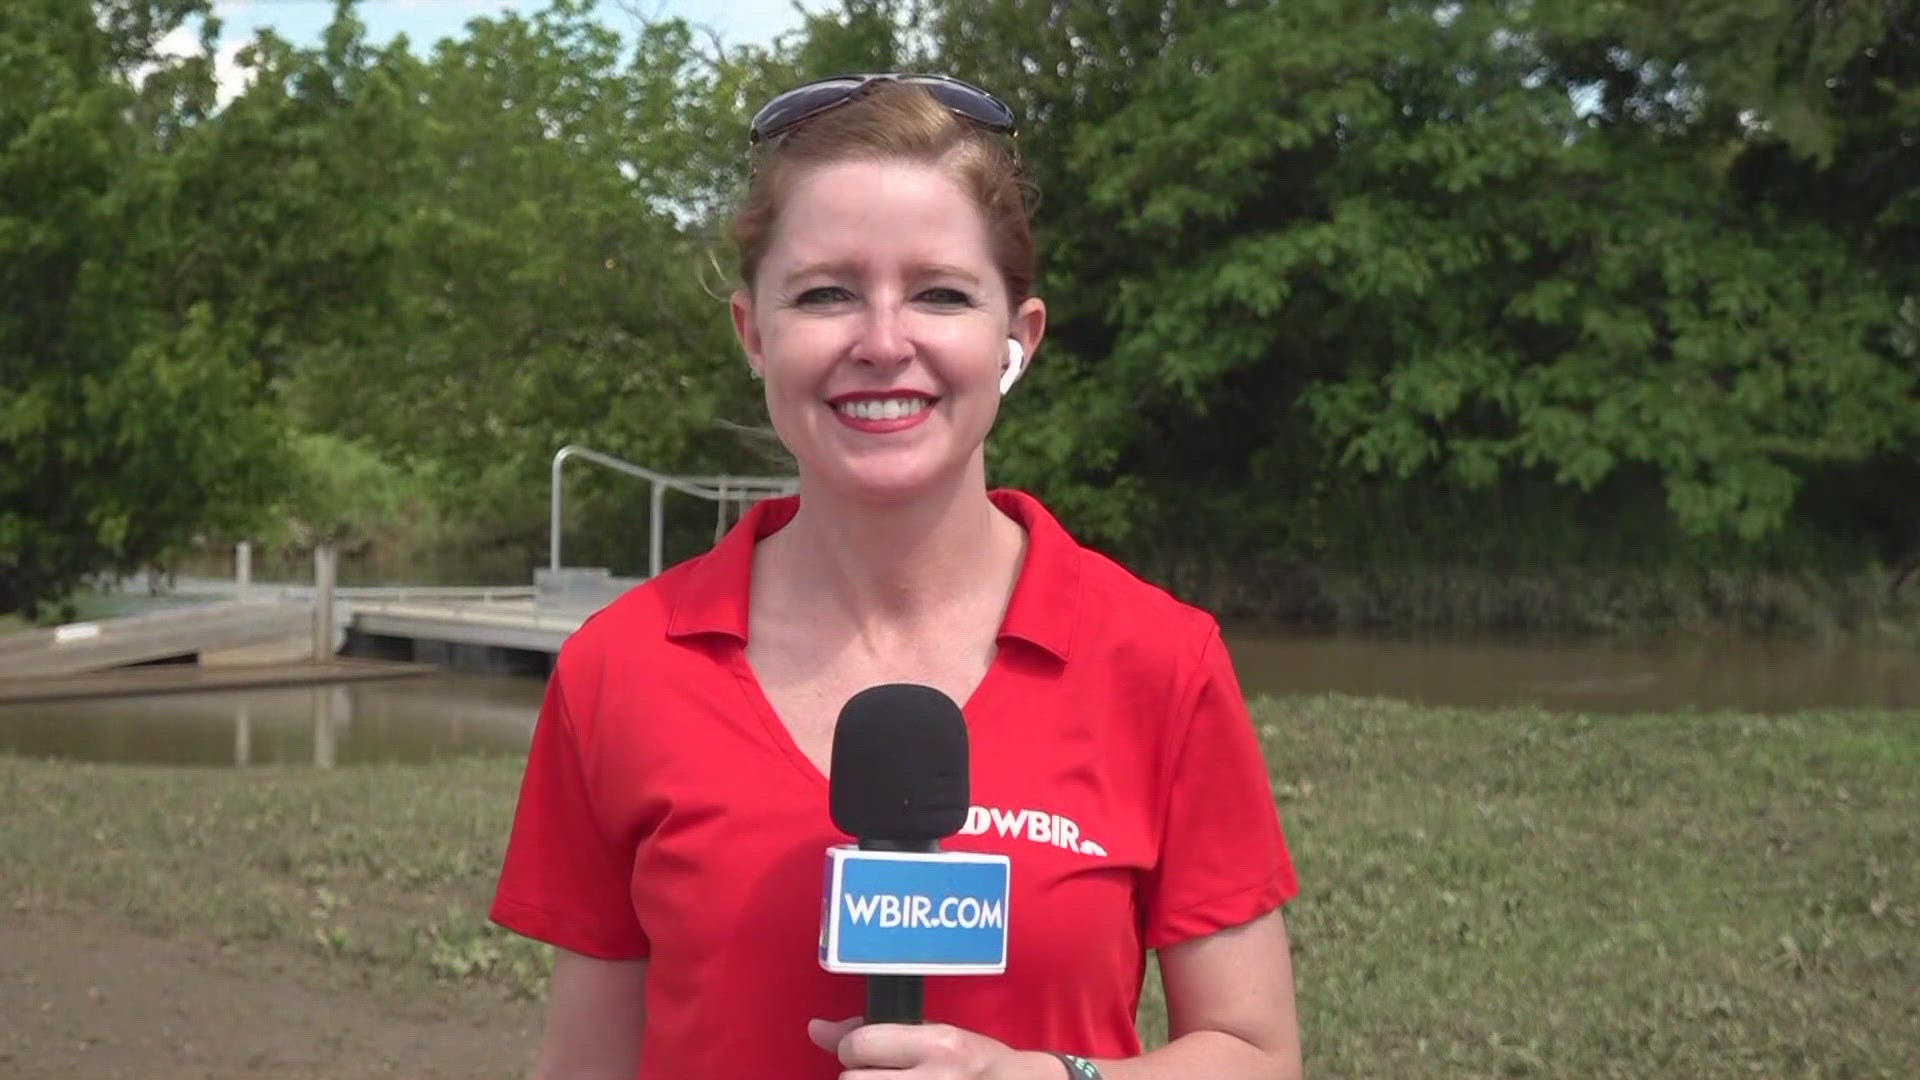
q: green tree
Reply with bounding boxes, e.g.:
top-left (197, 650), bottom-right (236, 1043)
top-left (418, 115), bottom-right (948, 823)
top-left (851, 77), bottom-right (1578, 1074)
top-left (909, 1), bottom-right (1919, 558)
top-left (180, 2), bottom-right (777, 561)
top-left (1, 0), bottom-right (289, 616)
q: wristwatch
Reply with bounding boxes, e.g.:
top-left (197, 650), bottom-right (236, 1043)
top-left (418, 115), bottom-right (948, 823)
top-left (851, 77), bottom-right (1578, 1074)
top-left (1050, 1052), bottom-right (1102, 1080)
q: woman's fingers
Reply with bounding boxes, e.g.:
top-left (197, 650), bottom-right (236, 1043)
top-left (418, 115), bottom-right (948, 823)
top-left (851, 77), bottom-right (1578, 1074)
top-left (807, 1015), bottom-right (864, 1056)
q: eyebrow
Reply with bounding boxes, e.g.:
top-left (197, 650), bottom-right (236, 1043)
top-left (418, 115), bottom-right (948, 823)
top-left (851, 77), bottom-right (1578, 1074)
top-left (783, 260), bottom-right (859, 285)
top-left (781, 261), bottom-right (984, 287)
top-left (919, 263), bottom-right (984, 286)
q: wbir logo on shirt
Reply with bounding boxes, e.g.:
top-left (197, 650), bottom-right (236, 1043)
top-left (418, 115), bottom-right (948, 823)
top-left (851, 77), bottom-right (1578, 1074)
top-left (958, 805), bottom-right (1107, 858)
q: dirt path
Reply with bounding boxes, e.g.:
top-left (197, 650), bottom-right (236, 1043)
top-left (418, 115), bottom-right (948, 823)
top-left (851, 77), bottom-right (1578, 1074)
top-left (0, 909), bottom-right (543, 1079)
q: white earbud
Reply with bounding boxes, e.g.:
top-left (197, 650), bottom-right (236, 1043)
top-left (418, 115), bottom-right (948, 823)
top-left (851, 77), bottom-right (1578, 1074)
top-left (999, 339), bottom-right (1026, 395)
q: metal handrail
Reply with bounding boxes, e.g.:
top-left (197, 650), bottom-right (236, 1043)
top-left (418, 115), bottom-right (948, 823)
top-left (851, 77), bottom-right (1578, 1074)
top-left (550, 445), bottom-right (797, 578)
top-left (299, 586), bottom-right (536, 602)
top-left (676, 474), bottom-right (799, 487)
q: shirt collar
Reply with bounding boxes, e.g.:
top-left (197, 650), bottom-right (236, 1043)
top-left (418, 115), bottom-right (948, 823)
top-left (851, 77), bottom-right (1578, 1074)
top-left (665, 488), bottom-right (1078, 662)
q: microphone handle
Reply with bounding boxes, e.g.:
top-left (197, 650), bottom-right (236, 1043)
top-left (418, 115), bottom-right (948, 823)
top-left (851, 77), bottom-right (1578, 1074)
top-left (858, 836), bottom-right (939, 1026)
top-left (867, 974), bottom-right (924, 1025)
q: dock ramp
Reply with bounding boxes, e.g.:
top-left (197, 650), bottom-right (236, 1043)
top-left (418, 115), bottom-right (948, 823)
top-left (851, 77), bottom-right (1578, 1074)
top-left (0, 601), bottom-right (315, 680)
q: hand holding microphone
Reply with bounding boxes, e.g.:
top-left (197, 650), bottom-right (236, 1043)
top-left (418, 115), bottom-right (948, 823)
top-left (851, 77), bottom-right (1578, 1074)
top-left (807, 1014), bottom-right (1068, 1079)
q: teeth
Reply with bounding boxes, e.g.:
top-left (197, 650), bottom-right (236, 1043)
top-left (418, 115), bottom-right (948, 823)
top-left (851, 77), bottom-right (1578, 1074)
top-left (838, 398), bottom-right (928, 421)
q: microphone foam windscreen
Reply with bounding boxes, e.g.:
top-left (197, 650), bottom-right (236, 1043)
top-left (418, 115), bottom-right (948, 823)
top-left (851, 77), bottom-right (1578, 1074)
top-left (829, 683), bottom-right (970, 842)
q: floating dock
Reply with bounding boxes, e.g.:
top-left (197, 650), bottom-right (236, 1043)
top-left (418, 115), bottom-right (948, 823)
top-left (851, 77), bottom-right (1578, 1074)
top-left (0, 600), bottom-right (316, 681)
top-left (0, 657), bottom-right (434, 705)
top-left (0, 445), bottom-right (785, 702)
top-left (0, 576), bottom-right (628, 702)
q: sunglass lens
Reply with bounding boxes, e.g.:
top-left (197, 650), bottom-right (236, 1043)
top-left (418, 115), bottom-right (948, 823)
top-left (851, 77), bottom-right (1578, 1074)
top-left (751, 77), bottom-right (866, 142)
top-left (921, 80), bottom-right (1015, 133)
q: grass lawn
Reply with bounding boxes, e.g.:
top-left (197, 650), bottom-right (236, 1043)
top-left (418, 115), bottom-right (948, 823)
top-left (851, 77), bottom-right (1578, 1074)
top-left (3, 694), bottom-right (1915, 1076)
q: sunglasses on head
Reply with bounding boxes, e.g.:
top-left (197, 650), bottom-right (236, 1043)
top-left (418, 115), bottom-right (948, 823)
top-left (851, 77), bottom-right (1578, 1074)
top-left (748, 73), bottom-right (1018, 145)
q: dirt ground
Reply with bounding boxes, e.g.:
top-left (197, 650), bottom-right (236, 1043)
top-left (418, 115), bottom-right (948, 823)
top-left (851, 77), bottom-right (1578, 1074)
top-left (0, 909), bottom-right (544, 1080)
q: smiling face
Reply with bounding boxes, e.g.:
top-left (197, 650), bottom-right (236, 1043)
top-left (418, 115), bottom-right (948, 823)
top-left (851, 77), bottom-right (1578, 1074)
top-left (732, 158), bottom-right (1044, 506)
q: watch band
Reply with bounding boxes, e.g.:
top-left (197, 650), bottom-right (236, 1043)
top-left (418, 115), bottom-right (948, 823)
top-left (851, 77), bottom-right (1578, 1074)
top-left (1050, 1052), bottom-right (1102, 1080)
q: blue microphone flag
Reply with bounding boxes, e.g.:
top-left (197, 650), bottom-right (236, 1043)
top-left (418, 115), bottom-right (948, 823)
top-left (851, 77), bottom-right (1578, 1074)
top-left (818, 846), bottom-right (1011, 975)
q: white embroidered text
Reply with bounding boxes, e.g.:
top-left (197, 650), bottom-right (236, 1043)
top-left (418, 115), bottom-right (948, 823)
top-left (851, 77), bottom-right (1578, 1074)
top-left (959, 806), bottom-right (1107, 858)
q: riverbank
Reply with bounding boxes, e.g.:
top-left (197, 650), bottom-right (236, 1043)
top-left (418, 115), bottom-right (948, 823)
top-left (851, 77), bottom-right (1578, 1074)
top-left (1162, 561), bottom-right (1920, 642)
top-left (3, 695), bottom-right (1916, 1077)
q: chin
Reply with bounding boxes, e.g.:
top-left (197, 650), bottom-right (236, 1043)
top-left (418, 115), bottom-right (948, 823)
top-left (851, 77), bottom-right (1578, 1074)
top-left (810, 458), bottom-right (967, 507)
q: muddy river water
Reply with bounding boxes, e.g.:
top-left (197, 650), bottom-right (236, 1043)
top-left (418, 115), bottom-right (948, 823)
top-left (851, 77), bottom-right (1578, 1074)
top-left (1, 628), bottom-right (1913, 767)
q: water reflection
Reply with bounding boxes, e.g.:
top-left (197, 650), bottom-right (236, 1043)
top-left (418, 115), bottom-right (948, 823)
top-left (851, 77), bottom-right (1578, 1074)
top-left (0, 673), bottom-right (541, 767)
top-left (312, 686), bottom-right (337, 769)
top-left (0, 631), bottom-right (1913, 768)
top-left (1225, 629), bottom-right (1920, 713)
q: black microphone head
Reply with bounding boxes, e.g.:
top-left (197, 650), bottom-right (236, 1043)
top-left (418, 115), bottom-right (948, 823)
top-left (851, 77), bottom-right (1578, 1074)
top-left (829, 683), bottom-right (970, 843)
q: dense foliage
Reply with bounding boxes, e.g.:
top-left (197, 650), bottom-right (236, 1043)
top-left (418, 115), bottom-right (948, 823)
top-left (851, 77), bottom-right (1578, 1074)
top-left (4, 0), bottom-right (1916, 621)
top-left (1, 0), bottom-right (290, 616)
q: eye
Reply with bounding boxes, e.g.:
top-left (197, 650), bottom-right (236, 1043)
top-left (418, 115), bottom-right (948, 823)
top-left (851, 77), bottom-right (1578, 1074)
top-left (917, 287), bottom-right (974, 307)
top-left (795, 286), bottom-right (853, 307)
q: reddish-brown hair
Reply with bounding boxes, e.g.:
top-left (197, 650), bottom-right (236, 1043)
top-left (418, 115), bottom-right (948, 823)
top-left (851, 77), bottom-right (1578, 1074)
top-left (731, 82), bottom-right (1037, 305)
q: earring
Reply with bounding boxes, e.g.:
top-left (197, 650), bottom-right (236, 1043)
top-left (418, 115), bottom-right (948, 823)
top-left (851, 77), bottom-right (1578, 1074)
top-left (748, 365), bottom-right (763, 381)
top-left (999, 339), bottom-right (1026, 395)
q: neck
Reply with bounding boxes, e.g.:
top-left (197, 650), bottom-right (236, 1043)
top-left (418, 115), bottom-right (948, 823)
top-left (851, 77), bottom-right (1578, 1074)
top-left (770, 459), bottom-right (1019, 630)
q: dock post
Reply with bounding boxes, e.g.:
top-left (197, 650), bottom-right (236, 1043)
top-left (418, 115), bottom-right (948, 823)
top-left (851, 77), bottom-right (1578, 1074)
top-left (313, 543), bottom-right (337, 661)
top-left (235, 541), bottom-right (252, 601)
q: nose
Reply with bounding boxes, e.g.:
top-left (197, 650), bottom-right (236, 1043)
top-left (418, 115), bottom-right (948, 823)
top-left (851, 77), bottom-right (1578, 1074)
top-left (849, 300), bottom-right (912, 369)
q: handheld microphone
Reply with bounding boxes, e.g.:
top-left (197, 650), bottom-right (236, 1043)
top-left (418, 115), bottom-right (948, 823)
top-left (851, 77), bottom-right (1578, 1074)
top-left (825, 684), bottom-right (975, 1025)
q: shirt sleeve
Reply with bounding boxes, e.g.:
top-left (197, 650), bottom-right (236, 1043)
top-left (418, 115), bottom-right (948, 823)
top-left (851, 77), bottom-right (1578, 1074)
top-left (1140, 625), bottom-right (1298, 950)
top-left (490, 673), bottom-right (651, 960)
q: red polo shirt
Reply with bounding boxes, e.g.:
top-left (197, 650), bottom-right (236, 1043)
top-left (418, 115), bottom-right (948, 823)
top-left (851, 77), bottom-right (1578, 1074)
top-left (491, 489), bottom-right (1296, 1078)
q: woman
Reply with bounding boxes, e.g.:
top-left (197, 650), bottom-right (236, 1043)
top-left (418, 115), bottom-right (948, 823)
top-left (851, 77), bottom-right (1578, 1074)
top-left (492, 73), bottom-right (1302, 1080)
